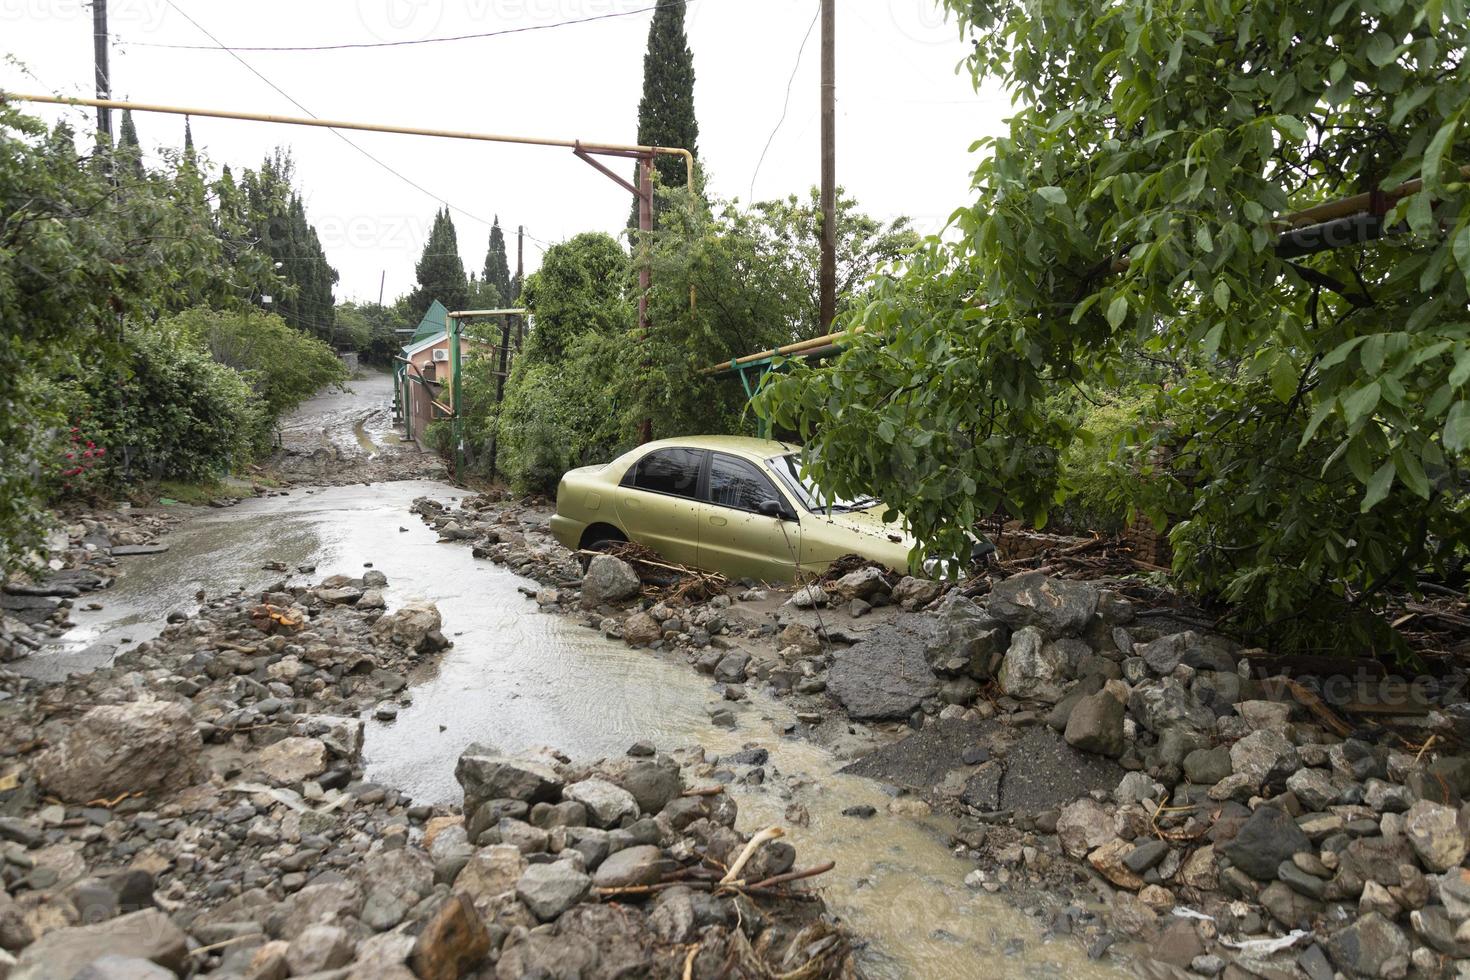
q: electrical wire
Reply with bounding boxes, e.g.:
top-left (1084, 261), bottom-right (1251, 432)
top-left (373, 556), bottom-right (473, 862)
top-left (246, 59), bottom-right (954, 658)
top-left (122, 0), bottom-right (693, 52)
top-left (158, 0), bottom-right (495, 229)
top-left (748, 3), bottom-right (820, 203)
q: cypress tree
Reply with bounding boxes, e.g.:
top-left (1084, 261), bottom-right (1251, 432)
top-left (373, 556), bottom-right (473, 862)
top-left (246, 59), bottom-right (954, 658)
top-left (116, 109), bottom-right (143, 180)
top-left (482, 216), bottom-right (512, 305)
top-left (630, 0), bottom-right (698, 228)
top-left (407, 207), bottom-right (469, 321)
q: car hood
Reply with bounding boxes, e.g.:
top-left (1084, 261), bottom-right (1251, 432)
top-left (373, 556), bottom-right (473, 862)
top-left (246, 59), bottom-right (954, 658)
top-left (805, 504), bottom-right (914, 549)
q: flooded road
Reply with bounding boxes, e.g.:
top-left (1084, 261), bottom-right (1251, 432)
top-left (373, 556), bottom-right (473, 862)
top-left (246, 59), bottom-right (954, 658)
top-left (25, 479), bottom-right (1122, 978)
top-left (21, 386), bottom-right (1124, 977)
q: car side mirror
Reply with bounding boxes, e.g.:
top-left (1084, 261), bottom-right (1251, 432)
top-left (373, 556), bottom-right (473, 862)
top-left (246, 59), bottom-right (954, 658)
top-left (758, 499), bottom-right (786, 520)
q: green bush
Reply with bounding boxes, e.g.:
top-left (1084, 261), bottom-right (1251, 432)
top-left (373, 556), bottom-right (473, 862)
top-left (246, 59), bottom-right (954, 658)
top-left (165, 306), bottom-right (346, 451)
top-left (58, 325), bottom-right (259, 485)
top-left (1054, 391), bottom-right (1153, 535)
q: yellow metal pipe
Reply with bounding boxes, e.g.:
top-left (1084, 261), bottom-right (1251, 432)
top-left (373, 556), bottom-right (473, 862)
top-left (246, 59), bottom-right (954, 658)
top-left (3, 93), bottom-right (696, 196)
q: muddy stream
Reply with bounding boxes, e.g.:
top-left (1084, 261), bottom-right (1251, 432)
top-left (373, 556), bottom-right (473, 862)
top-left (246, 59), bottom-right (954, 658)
top-left (22, 479), bottom-right (1125, 978)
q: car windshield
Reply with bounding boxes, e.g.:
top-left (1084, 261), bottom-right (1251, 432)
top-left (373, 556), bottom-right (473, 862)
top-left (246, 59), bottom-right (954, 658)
top-left (765, 453), bottom-right (876, 513)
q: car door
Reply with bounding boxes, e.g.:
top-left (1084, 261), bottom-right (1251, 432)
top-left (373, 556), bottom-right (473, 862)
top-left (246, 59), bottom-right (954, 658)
top-left (696, 452), bottom-right (802, 582)
top-left (612, 447), bottom-right (706, 567)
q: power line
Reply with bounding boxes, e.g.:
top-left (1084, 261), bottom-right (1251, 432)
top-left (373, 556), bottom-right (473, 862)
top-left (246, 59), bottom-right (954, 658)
top-left (748, 3), bottom-right (820, 203)
top-left (158, 0), bottom-right (495, 229)
top-left (121, 0), bottom-right (693, 52)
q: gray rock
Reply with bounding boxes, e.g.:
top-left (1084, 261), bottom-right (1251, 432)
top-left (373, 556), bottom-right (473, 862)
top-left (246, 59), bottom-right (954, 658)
top-left (1056, 798), bottom-right (1116, 858)
top-left (891, 576), bottom-right (942, 609)
top-left (455, 747), bottom-right (562, 814)
top-left (11, 909), bottom-right (187, 979)
top-left (591, 845), bottom-right (669, 888)
top-left (1278, 860), bottom-right (1327, 899)
top-left (1135, 631), bottom-right (1237, 675)
top-left (580, 555), bottom-right (641, 606)
top-left (985, 572), bottom-right (1097, 638)
top-left (608, 759), bottom-right (683, 815)
top-left (34, 701), bottom-right (204, 804)
top-left (255, 737), bottom-right (329, 785)
top-left (831, 566), bottom-right (890, 600)
top-left (372, 600), bottom-right (442, 651)
top-left (828, 620), bottom-right (939, 720)
top-left (924, 593), bottom-right (1005, 680)
top-left (1129, 678), bottom-right (1216, 736)
top-left (790, 585), bottom-right (829, 609)
top-left (961, 763), bottom-right (1002, 812)
top-left (1403, 799), bottom-right (1467, 872)
top-left (1183, 746), bottom-right (1233, 785)
top-left (997, 626), bottom-right (1068, 704)
top-left (1064, 691), bottom-right (1125, 757)
top-left (1286, 767), bottom-right (1339, 811)
top-left (1229, 729), bottom-right (1300, 787)
top-left (70, 957), bottom-right (175, 980)
top-left (713, 652), bottom-right (750, 683)
top-left (515, 862), bottom-right (591, 921)
top-left (563, 779), bottom-right (639, 828)
top-left (1220, 805), bottom-right (1310, 881)
top-left (1325, 912), bottom-right (1411, 979)
top-left (286, 924), bottom-right (355, 974)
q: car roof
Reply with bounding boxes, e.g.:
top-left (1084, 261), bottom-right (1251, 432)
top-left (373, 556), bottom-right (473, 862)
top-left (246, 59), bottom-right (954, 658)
top-left (636, 435), bottom-right (800, 462)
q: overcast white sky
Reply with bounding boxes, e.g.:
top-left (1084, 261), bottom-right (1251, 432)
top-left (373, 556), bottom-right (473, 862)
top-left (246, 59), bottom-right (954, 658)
top-left (3, 0), bottom-right (1012, 302)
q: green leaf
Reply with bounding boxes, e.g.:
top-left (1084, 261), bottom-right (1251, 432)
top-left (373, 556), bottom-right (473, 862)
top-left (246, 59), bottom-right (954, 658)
top-left (1318, 335), bottom-right (1366, 370)
top-left (1212, 280), bottom-right (1230, 311)
top-left (1200, 322), bottom-right (1224, 359)
top-left (876, 418), bottom-right (896, 444)
top-left (1195, 225), bottom-right (1214, 252)
top-left (1394, 446), bottom-right (1431, 499)
top-left (1341, 381), bottom-right (1381, 426)
top-left (1036, 186), bottom-right (1068, 206)
top-left (1299, 400), bottom-right (1335, 447)
top-left (1366, 31), bottom-right (1397, 67)
top-left (1423, 113), bottom-right (1461, 192)
top-left (1361, 461), bottom-right (1395, 512)
top-left (1269, 354), bottom-right (1298, 402)
top-left (1447, 400), bottom-right (1470, 453)
top-left (1107, 294), bottom-right (1129, 328)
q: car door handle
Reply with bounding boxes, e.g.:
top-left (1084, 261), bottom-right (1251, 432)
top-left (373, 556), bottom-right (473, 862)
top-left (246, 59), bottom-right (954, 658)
top-left (708, 515), bottom-right (727, 526)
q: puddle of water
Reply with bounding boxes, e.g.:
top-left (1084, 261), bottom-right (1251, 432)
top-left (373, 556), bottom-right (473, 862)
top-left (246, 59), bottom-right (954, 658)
top-left (31, 479), bottom-right (1124, 978)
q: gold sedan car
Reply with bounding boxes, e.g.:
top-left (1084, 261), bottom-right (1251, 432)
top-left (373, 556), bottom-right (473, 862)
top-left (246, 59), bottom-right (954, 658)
top-left (549, 436), bottom-right (915, 583)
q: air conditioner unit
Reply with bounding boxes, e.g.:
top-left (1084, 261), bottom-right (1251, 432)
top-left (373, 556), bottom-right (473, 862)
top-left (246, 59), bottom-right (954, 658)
top-left (432, 348), bottom-right (450, 362)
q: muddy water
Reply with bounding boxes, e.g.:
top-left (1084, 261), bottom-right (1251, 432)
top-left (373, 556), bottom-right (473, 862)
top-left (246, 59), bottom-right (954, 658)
top-left (29, 479), bottom-right (1121, 978)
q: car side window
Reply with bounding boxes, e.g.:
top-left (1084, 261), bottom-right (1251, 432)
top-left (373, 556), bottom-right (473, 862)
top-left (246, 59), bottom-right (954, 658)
top-left (708, 453), bottom-right (781, 513)
top-left (627, 448), bottom-right (703, 499)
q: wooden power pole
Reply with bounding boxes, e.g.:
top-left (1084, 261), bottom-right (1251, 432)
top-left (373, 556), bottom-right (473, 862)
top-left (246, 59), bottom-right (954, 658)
top-left (819, 0), bottom-right (836, 330)
top-left (515, 224), bottom-right (525, 347)
top-left (92, 0), bottom-right (112, 143)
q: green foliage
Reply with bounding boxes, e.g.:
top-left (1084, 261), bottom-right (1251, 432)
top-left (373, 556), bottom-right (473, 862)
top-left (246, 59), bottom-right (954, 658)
top-left (631, 0), bottom-right (698, 226)
top-left (758, 0), bottom-right (1470, 653)
top-left (520, 233), bottom-right (634, 361)
top-left (0, 104), bottom-right (259, 569)
top-left (239, 150), bottom-right (339, 338)
top-left (482, 217), bottom-right (513, 303)
top-left (408, 207), bottom-right (468, 322)
top-left (165, 306), bottom-right (347, 452)
top-left (58, 324), bottom-right (258, 486)
top-left (1054, 390), bottom-right (1154, 535)
top-left (336, 300), bottom-right (401, 364)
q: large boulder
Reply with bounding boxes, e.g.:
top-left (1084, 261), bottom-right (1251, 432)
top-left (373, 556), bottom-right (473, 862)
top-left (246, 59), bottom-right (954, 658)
top-left (997, 627), bottom-right (1069, 704)
top-left (924, 593), bottom-right (1007, 680)
top-left (581, 556), bottom-right (641, 607)
top-left (1228, 730), bottom-right (1300, 788)
top-left (11, 909), bottom-right (187, 979)
top-left (373, 600), bottom-right (442, 651)
top-left (985, 572), bottom-right (1097, 638)
top-left (828, 620), bottom-right (939, 720)
top-left (455, 746), bottom-right (562, 815)
top-left (830, 567), bottom-right (890, 601)
top-left (34, 701), bottom-right (203, 804)
top-left (1403, 800), bottom-right (1468, 872)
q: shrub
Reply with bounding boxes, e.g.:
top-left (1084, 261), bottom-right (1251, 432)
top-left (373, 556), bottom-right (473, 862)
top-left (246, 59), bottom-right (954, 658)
top-left (58, 325), bottom-right (259, 485)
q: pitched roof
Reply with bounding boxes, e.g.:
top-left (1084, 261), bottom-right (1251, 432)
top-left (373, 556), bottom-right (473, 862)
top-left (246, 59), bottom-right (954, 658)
top-left (409, 300), bottom-right (448, 345)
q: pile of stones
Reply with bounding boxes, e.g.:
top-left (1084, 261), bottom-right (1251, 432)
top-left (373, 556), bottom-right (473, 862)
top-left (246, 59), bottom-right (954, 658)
top-left (0, 571), bottom-right (850, 978)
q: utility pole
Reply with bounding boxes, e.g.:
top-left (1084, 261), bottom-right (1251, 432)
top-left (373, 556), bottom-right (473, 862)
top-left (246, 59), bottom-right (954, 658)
top-left (377, 270), bottom-right (385, 307)
top-left (818, 0), bottom-right (836, 330)
top-left (515, 225), bottom-right (525, 348)
top-left (92, 0), bottom-right (112, 144)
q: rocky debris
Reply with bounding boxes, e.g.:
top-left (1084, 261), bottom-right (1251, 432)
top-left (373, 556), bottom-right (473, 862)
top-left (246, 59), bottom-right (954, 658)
top-left (581, 555), bottom-right (641, 607)
top-left (34, 700), bottom-right (204, 803)
top-left (373, 599), bottom-right (446, 652)
top-left (827, 620), bottom-right (939, 720)
top-left (416, 497), bottom-right (1470, 978)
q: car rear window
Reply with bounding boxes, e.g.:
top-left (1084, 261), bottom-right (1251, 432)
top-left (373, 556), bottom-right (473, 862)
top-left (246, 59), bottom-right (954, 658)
top-left (708, 453), bottom-right (780, 513)
top-left (628, 448), bottom-right (703, 498)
